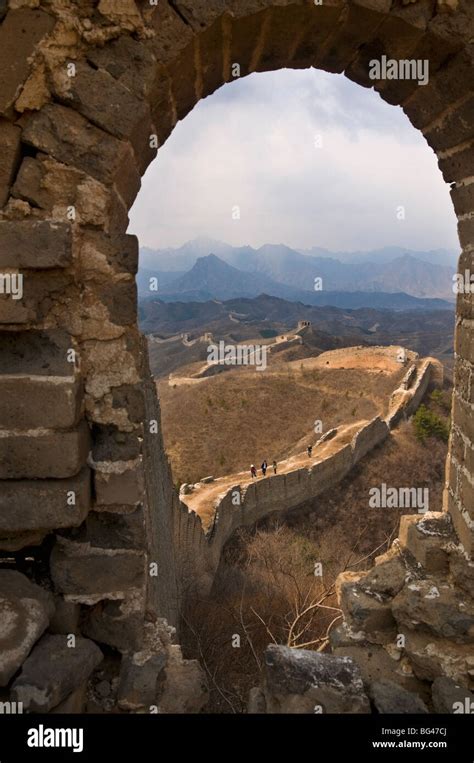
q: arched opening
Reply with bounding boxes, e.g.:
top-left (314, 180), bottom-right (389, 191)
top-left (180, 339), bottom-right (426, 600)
top-left (130, 64), bottom-right (459, 711)
top-left (0, 0), bottom-right (472, 716)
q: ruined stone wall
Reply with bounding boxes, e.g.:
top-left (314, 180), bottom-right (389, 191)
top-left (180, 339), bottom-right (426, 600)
top-left (175, 359), bottom-right (437, 593)
top-left (0, 0), bottom-right (472, 713)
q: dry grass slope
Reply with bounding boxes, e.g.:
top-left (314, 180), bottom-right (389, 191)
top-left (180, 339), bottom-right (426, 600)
top-left (159, 363), bottom-right (407, 485)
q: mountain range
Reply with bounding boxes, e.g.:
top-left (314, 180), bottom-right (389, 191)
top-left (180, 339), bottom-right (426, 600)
top-left (138, 237), bottom-right (457, 306)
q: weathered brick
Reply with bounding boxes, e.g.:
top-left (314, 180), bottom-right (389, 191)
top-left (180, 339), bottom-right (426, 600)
top-left (22, 104), bottom-right (141, 208)
top-left (256, 6), bottom-right (313, 73)
top-left (11, 634), bottom-right (103, 713)
top-left (228, 9), bottom-right (267, 76)
top-left (0, 119), bottom-right (21, 207)
top-left (86, 34), bottom-right (157, 99)
top-left (399, 513), bottom-right (453, 574)
top-left (198, 16), bottom-right (227, 98)
top-left (455, 319), bottom-right (474, 364)
top-left (0, 376), bottom-right (82, 430)
top-left (439, 143), bottom-right (474, 185)
top-left (457, 290), bottom-right (474, 321)
top-left (81, 596), bottom-right (144, 652)
top-left (403, 47), bottom-right (474, 130)
top-left (0, 329), bottom-right (76, 375)
top-left (12, 155), bottom-right (129, 233)
top-left (0, 468), bottom-right (91, 534)
top-left (168, 43), bottom-right (197, 122)
top-left (148, 66), bottom-right (175, 148)
top-left (149, 0), bottom-right (193, 63)
top-left (0, 421), bottom-right (90, 479)
top-left (111, 384), bottom-right (146, 423)
top-left (50, 537), bottom-right (145, 600)
top-left (446, 491), bottom-right (473, 557)
top-left (424, 95), bottom-right (474, 153)
top-left (459, 471), bottom-right (474, 521)
top-left (317, 5), bottom-right (386, 75)
top-left (68, 506), bottom-right (145, 550)
top-left (52, 61), bottom-right (156, 174)
top-left (453, 358), bottom-right (471, 403)
top-left (94, 464), bottom-right (144, 507)
top-left (0, 220), bottom-right (72, 269)
top-left (92, 425), bottom-right (141, 463)
top-left (0, 9), bottom-right (55, 115)
top-left (346, 13), bottom-right (424, 88)
top-left (452, 393), bottom-right (474, 445)
top-left (0, 269), bottom-right (74, 325)
top-left (0, 295), bottom-right (29, 324)
top-left (451, 182), bottom-right (474, 218)
top-left (458, 216), bottom-right (474, 251)
top-left (377, 31), bottom-right (461, 107)
top-left (288, 4), bottom-right (342, 69)
top-left (80, 230), bottom-right (139, 276)
top-left (172, 0), bottom-right (227, 31)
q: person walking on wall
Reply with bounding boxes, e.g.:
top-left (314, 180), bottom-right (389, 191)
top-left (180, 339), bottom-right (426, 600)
top-left (272, 460), bottom-right (277, 475)
top-left (250, 464), bottom-right (257, 479)
top-left (307, 445), bottom-right (313, 458)
top-left (261, 460), bottom-right (268, 477)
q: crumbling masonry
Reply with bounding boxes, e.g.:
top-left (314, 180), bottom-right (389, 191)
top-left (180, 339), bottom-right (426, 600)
top-left (0, 0), bottom-right (472, 713)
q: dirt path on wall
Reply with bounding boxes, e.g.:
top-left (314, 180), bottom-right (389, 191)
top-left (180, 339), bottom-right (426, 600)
top-left (182, 420), bottom-right (366, 530)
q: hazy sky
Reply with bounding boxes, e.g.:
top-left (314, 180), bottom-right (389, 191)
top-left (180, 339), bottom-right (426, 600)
top-left (128, 68), bottom-right (459, 253)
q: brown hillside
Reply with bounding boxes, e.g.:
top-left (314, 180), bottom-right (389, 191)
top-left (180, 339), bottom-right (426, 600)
top-left (158, 362), bottom-right (407, 485)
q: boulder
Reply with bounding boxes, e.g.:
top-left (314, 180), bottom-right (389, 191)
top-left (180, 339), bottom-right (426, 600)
top-left (263, 644), bottom-right (370, 714)
top-left (11, 634), bottom-right (103, 712)
top-left (0, 570), bottom-right (54, 686)
top-left (361, 552), bottom-right (409, 599)
top-left (392, 580), bottom-right (474, 644)
top-left (369, 679), bottom-right (428, 714)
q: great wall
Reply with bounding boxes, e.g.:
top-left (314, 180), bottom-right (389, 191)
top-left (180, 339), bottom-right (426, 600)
top-left (0, 0), bottom-right (472, 715)
top-left (174, 347), bottom-right (439, 589)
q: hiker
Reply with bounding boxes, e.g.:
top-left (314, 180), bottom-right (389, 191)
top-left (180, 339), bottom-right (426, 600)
top-left (250, 464), bottom-right (257, 479)
top-left (307, 445), bottom-right (313, 458)
top-left (272, 460), bottom-right (277, 475)
top-left (261, 460), bottom-right (268, 477)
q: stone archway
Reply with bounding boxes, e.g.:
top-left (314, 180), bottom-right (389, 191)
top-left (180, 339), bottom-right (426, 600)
top-left (0, 0), bottom-right (472, 713)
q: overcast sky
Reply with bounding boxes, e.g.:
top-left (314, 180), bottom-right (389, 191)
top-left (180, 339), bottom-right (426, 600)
top-left (128, 68), bottom-right (459, 253)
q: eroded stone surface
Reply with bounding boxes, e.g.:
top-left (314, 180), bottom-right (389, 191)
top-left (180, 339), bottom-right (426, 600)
top-left (263, 645), bottom-right (371, 714)
top-left (0, 571), bottom-right (54, 686)
top-left (369, 679), bottom-right (428, 714)
top-left (11, 634), bottom-right (103, 712)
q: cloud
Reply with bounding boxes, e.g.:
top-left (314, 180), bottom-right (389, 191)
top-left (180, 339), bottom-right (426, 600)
top-left (129, 68), bottom-right (459, 253)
